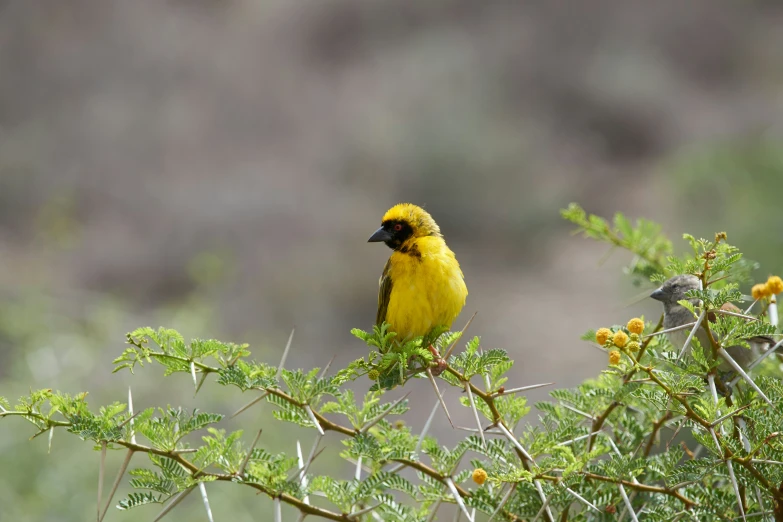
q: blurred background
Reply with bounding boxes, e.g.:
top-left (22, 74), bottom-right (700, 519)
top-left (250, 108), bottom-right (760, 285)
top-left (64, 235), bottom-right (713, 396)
top-left (1, 1), bottom-right (782, 520)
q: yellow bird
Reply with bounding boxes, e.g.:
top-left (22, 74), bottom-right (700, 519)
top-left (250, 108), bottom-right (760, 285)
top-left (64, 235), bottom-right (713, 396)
top-left (368, 203), bottom-right (468, 347)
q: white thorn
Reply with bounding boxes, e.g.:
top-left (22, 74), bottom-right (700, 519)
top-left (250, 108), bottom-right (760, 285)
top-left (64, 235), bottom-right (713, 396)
top-left (486, 484), bottom-right (515, 522)
top-left (239, 429), bottom-right (263, 478)
top-left (498, 382), bottom-right (555, 395)
top-left (769, 296), bottom-right (778, 327)
top-left (556, 430), bottom-right (602, 447)
top-left (99, 448), bottom-right (134, 522)
top-left (97, 441), bottom-right (107, 522)
top-left (296, 440), bottom-right (310, 504)
top-left (198, 483), bottom-right (214, 522)
top-left (565, 487), bottom-right (600, 512)
top-left (190, 361), bottom-right (198, 388)
top-left (464, 382), bottom-right (485, 446)
top-left (445, 477), bottom-right (473, 522)
top-left (531, 481), bottom-right (554, 522)
top-left (618, 484), bottom-right (639, 522)
top-left (560, 403), bottom-right (595, 420)
top-left (424, 498), bottom-right (443, 522)
top-left (717, 348), bottom-right (773, 406)
top-left (643, 322), bottom-right (697, 338)
top-left (153, 486), bottom-right (195, 522)
top-left (231, 391), bottom-right (269, 419)
top-left (360, 393), bottom-right (410, 434)
top-left (413, 400), bottom-right (440, 453)
top-left (128, 387), bottom-right (136, 444)
top-left (350, 502), bottom-right (382, 519)
top-left (299, 434), bottom-right (323, 483)
top-left (709, 427), bottom-right (745, 522)
top-left (496, 423), bottom-right (533, 462)
top-left (426, 369), bottom-right (453, 427)
top-left (276, 328), bottom-right (296, 381)
top-left (678, 310), bottom-right (706, 359)
top-left (304, 405), bottom-right (324, 435)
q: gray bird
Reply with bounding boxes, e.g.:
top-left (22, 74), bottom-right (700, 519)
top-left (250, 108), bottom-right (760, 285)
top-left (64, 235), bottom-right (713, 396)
top-left (650, 274), bottom-right (772, 371)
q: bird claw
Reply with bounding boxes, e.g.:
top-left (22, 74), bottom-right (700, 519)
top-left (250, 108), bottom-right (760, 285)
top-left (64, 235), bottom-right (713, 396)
top-left (428, 345), bottom-right (447, 376)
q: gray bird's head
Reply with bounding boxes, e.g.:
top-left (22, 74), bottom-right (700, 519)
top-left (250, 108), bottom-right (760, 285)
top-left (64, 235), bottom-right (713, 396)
top-left (650, 274), bottom-right (701, 305)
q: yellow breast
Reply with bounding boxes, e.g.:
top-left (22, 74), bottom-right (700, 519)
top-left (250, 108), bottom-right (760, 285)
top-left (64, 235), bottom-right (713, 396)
top-left (383, 236), bottom-right (467, 340)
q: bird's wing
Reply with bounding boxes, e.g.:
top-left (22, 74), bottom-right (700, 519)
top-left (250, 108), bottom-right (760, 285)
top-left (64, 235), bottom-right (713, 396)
top-left (713, 303), bottom-right (776, 345)
top-left (376, 258), bottom-right (393, 327)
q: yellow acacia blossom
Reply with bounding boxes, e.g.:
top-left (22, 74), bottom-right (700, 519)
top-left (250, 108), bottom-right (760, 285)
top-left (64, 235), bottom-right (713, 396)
top-left (767, 276), bottom-right (783, 295)
top-left (752, 284), bottom-right (771, 301)
top-left (595, 328), bottom-right (612, 345)
top-left (626, 318), bottom-right (644, 335)
top-left (613, 331), bottom-right (629, 348)
top-left (609, 351), bottom-right (621, 365)
top-left (472, 468), bottom-right (488, 485)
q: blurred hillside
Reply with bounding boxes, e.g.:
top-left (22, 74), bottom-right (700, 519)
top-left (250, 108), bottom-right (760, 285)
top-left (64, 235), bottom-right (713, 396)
top-left (1, 1), bottom-right (782, 520)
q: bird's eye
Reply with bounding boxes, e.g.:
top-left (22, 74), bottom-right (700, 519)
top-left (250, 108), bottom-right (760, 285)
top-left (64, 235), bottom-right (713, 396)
top-left (393, 223), bottom-right (403, 232)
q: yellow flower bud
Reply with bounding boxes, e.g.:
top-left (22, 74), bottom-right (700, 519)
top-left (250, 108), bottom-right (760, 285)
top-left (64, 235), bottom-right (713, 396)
top-left (627, 341), bottom-right (640, 352)
top-left (472, 468), bottom-right (488, 485)
top-left (626, 318), bottom-right (644, 335)
top-left (767, 276), bottom-right (783, 295)
top-left (595, 328), bottom-right (612, 346)
top-left (609, 350), bottom-right (621, 365)
top-left (613, 331), bottom-right (629, 348)
top-left (368, 369), bottom-right (380, 381)
top-left (752, 284), bottom-right (771, 301)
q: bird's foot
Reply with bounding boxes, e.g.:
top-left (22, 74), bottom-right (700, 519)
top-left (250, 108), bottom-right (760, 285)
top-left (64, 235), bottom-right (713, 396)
top-left (428, 344), bottom-right (447, 376)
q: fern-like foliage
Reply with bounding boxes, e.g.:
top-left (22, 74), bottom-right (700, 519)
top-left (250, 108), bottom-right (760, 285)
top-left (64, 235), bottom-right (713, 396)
top-left (2, 204), bottom-right (783, 521)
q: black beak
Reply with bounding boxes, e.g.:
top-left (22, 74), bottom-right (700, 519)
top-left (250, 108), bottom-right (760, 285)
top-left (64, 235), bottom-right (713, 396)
top-left (368, 226), bottom-right (392, 243)
top-left (650, 288), bottom-right (665, 301)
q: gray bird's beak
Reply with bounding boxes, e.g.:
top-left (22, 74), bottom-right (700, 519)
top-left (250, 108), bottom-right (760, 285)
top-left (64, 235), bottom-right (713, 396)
top-left (368, 227), bottom-right (392, 243)
top-left (650, 287), bottom-right (665, 301)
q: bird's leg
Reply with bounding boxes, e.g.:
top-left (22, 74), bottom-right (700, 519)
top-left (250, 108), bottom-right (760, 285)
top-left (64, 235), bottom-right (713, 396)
top-left (715, 372), bottom-right (735, 406)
